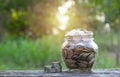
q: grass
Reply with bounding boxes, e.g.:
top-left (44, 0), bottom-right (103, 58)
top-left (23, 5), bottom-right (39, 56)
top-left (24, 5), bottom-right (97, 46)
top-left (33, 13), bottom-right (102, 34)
top-left (94, 32), bottom-right (118, 52)
top-left (0, 34), bottom-right (119, 70)
top-left (94, 32), bottom-right (119, 68)
top-left (0, 35), bottom-right (63, 70)
top-left (94, 52), bottom-right (117, 68)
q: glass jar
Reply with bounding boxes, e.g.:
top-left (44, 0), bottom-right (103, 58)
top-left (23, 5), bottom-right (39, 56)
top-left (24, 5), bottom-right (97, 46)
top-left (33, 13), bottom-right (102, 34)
top-left (61, 29), bottom-right (98, 71)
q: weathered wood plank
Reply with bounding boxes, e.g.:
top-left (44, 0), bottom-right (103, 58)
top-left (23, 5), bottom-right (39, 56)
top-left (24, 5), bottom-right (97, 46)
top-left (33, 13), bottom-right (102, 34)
top-left (0, 68), bottom-right (120, 77)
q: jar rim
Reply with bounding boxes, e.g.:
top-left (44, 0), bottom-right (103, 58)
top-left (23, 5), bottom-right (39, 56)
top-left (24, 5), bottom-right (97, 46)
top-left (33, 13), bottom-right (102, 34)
top-left (65, 29), bottom-right (93, 37)
top-left (65, 29), bottom-right (94, 41)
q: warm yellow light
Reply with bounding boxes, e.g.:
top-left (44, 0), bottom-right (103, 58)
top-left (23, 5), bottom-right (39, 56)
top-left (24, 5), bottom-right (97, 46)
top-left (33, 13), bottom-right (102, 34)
top-left (53, 28), bottom-right (59, 35)
top-left (56, 0), bottom-right (75, 31)
top-left (59, 25), bottom-right (66, 30)
top-left (58, 0), bottom-right (75, 15)
top-left (58, 7), bottom-right (67, 15)
top-left (57, 14), bottom-right (69, 25)
top-left (64, 0), bottom-right (75, 8)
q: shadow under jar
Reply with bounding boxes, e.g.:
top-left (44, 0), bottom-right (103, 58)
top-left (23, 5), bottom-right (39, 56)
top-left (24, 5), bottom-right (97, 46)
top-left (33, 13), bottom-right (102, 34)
top-left (61, 29), bottom-right (98, 72)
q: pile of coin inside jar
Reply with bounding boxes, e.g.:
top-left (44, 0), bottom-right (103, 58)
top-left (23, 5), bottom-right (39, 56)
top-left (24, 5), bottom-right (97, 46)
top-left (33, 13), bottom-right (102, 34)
top-left (61, 29), bottom-right (98, 71)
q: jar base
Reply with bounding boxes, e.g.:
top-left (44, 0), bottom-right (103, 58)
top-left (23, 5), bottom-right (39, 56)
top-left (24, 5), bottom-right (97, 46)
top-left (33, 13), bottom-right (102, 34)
top-left (68, 68), bottom-right (92, 73)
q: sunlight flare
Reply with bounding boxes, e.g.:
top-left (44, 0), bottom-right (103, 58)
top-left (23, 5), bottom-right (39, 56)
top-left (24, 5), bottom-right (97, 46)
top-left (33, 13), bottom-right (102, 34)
top-left (58, 0), bottom-right (75, 15)
top-left (57, 0), bottom-right (75, 31)
top-left (59, 25), bottom-right (66, 30)
top-left (53, 28), bottom-right (59, 35)
top-left (57, 14), bottom-right (69, 25)
top-left (58, 7), bottom-right (67, 15)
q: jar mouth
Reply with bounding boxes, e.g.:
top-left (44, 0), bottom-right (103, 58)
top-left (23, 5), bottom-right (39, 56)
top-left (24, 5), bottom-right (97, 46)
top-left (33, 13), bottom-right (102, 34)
top-left (65, 29), bottom-right (93, 37)
top-left (65, 29), bottom-right (94, 42)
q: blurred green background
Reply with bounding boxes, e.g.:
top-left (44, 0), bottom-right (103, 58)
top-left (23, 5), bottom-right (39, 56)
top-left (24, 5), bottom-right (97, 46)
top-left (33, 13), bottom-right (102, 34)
top-left (0, 0), bottom-right (120, 70)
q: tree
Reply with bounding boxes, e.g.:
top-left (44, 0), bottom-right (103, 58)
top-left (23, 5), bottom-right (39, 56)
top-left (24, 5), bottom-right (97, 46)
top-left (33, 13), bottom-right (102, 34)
top-left (26, 0), bottom-right (61, 37)
top-left (0, 0), bottom-right (34, 37)
top-left (89, 0), bottom-right (120, 31)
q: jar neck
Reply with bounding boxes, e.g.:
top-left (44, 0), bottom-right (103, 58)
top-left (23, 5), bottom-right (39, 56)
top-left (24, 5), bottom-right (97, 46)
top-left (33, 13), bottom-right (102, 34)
top-left (65, 38), bottom-right (93, 44)
top-left (65, 35), bottom-right (93, 43)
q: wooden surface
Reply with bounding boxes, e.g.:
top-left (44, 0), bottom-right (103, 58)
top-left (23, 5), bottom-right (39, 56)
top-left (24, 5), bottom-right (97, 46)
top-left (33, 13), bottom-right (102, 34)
top-left (0, 68), bottom-right (120, 77)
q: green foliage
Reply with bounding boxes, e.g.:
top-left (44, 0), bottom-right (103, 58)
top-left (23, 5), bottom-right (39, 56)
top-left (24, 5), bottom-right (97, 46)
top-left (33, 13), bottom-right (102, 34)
top-left (6, 9), bottom-right (30, 36)
top-left (94, 52), bottom-right (117, 68)
top-left (0, 0), bottom-right (120, 37)
top-left (27, 0), bottom-right (61, 37)
top-left (0, 35), bottom-right (63, 70)
top-left (89, 0), bottom-right (120, 30)
top-left (0, 0), bottom-right (35, 37)
top-left (0, 0), bottom-right (62, 37)
top-left (0, 0), bottom-right (33, 11)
